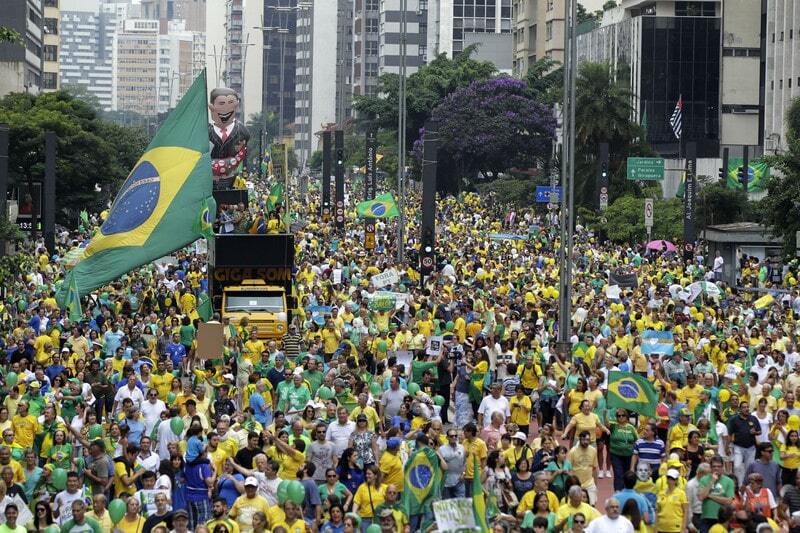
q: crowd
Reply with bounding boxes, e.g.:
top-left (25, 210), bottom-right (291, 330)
top-left (1, 178), bottom-right (800, 533)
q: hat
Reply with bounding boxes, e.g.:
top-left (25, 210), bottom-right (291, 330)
top-left (223, 373), bottom-right (234, 381)
top-left (61, 347), bottom-right (70, 352)
top-left (275, 353), bottom-right (286, 361)
top-left (679, 408), bottom-right (691, 417)
top-left (513, 432), bottom-right (527, 442)
top-left (666, 468), bottom-right (680, 479)
top-left (29, 381), bottom-right (40, 389)
top-left (244, 476), bottom-right (259, 487)
top-left (356, 414), bottom-right (368, 422)
top-left (667, 458), bottom-right (682, 468)
top-left (379, 508), bottom-right (395, 519)
top-left (386, 437), bottom-right (401, 449)
top-left (738, 347), bottom-right (748, 353)
top-left (173, 509), bottom-right (189, 519)
top-left (756, 354), bottom-right (766, 361)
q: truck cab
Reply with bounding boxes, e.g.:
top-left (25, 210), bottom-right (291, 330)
top-left (221, 280), bottom-right (288, 339)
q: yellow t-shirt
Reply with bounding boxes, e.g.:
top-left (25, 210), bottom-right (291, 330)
top-left (782, 443), bottom-right (800, 469)
top-left (230, 494), bottom-right (271, 532)
top-left (268, 447), bottom-right (306, 480)
top-left (554, 502), bottom-right (601, 527)
top-left (353, 483), bottom-right (387, 518)
top-left (273, 519), bottom-right (307, 533)
top-left (657, 488), bottom-right (688, 533)
top-left (464, 437), bottom-right (488, 479)
top-left (567, 445), bottom-right (598, 488)
top-left (114, 460), bottom-right (139, 498)
top-left (115, 514), bottom-right (145, 533)
top-left (350, 406), bottom-right (381, 432)
top-left (518, 489), bottom-right (560, 513)
top-left (11, 415), bottom-right (39, 448)
top-left (571, 412), bottom-right (601, 441)
top-left (379, 451), bottom-right (404, 491)
top-left (509, 395), bottom-right (532, 426)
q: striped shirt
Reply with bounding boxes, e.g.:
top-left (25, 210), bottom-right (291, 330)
top-left (633, 437), bottom-right (665, 467)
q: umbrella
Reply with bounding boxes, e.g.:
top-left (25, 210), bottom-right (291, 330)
top-left (645, 240), bottom-right (677, 252)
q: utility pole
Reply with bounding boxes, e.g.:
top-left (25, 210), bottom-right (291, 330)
top-left (0, 125), bottom-right (8, 257)
top-left (396, 0), bottom-right (407, 263)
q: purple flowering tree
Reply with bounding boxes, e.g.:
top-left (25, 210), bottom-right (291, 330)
top-left (427, 77), bottom-right (556, 180)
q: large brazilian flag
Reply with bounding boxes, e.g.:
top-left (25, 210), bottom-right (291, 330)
top-left (57, 72), bottom-right (213, 305)
top-left (607, 371), bottom-right (658, 417)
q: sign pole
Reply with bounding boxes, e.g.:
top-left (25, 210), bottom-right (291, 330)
top-left (644, 198), bottom-right (653, 242)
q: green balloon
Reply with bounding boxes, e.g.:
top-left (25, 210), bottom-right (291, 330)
top-left (317, 386), bottom-right (333, 400)
top-left (108, 498), bottom-right (126, 524)
top-left (167, 392), bottom-right (176, 403)
top-left (407, 383), bottom-right (420, 395)
top-left (433, 395), bottom-right (445, 406)
top-left (5, 372), bottom-right (17, 387)
top-left (369, 382), bottom-right (382, 396)
top-left (445, 321), bottom-right (454, 332)
top-left (170, 416), bottom-right (184, 436)
top-left (88, 424), bottom-right (104, 440)
top-left (366, 525), bottom-right (382, 533)
top-left (277, 480), bottom-right (289, 505)
top-left (377, 340), bottom-right (387, 351)
top-left (51, 467), bottom-right (67, 490)
top-left (288, 480), bottom-right (306, 505)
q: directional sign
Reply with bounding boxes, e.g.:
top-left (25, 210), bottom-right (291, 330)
top-left (627, 157), bottom-right (665, 181)
top-left (535, 186), bottom-right (562, 203)
top-left (644, 198), bottom-right (653, 229)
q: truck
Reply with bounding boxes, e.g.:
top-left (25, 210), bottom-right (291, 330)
top-left (208, 233), bottom-right (295, 340)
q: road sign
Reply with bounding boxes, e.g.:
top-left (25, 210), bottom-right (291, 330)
top-left (599, 193), bottom-right (608, 210)
top-left (535, 186), bottom-right (562, 203)
top-left (627, 157), bottom-right (665, 181)
top-left (644, 198), bottom-right (654, 228)
top-left (364, 219), bottom-right (375, 250)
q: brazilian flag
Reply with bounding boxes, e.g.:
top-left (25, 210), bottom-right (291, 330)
top-left (356, 193), bottom-right (400, 219)
top-left (66, 275), bottom-right (82, 322)
top-left (402, 447), bottom-right (441, 517)
top-left (675, 171), bottom-right (686, 198)
top-left (193, 196), bottom-right (216, 240)
top-left (607, 371), bottom-right (658, 417)
top-left (266, 182), bottom-right (284, 212)
top-left (473, 454), bottom-right (489, 531)
top-left (56, 72), bottom-right (214, 305)
top-left (726, 157), bottom-right (770, 192)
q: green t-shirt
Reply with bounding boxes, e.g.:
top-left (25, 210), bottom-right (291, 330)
top-left (319, 481), bottom-right (348, 501)
top-left (179, 324), bottom-right (196, 347)
top-left (411, 360), bottom-right (438, 384)
top-left (59, 516), bottom-right (103, 533)
top-left (303, 369), bottom-right (324, 394)
top-left (609, 422), bottom-right (637, 456)
top-left (699, 474), bottom-right (734, 520)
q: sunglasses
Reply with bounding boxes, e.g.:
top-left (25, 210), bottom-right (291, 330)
top-left (574, 520), bottom-right (585, 525)
top-left (327, 474), bottom-right (337, 478)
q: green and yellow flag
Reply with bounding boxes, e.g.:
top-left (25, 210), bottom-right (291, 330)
top-left (266, 182), bottom-right (284, 212)
top-left (401, 447), bottom-right (441, 517)
top-left (66, 275), bottom-right (82, 322)
top-left (193, 196), bottom-right (216, 240)
top-left (607, 371), bottom-right (658, 417)
top-left (197, 291), bottom-right (213, 322)
top-left (356, 192), bottom-right (399, 219)
top-left (56, 72), bottom-right (214, 305)
top-left (473, 454), bottom-right (489, 531)
top-left (675, 171), bottom-right (686, 199)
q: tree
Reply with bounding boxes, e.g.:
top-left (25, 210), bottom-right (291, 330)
top-left (696, 179), bottom-right (749, 229)
top-left (573, 62), bottom-right (653, 208)
top-left (761, 97), bottom-right (800, 256)
top-left (600, 194), bottom-right (683, 243)
top-left (0, 27), bottom-right (21, 44)
top-left (0, 91), bottom-right (148, 226)
top-left (427, 77), bottom-right (555, 183)
top-left (524, 57), bottom-right (563, 105)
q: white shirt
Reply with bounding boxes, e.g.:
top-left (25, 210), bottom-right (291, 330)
top-left (141, 399), bottom-right (167, 435)
top-left (156, 419), bottom-right (180, 460)
top-left (585, 514), bottom-right (634, 533)
top-left (54, 488), bottom-right (87, 525)
top-left (213, 122), bottom-right (235, 140)
top-left (477, 395), bottom-right (510, 428)
top-left (138, 451), bottom-right (160, 473)
top-left (114, 386), bottom-right (145, 411)
top-left (713, 256), bottom-right (724, 273)
top-left (325, 421), bottom-right (356, 458)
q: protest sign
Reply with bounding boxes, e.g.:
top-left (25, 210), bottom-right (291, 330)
top-left (426, 335), bottom-right (444, 356)
top-left (372, 268), bottom-right (399, 288)
top-left (433, 498), bottom-right (477, 532)
top-left (196, 321), bottom-right (224, 360)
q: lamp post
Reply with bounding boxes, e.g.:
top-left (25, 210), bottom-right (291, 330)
top-left (396, 0), bottom-right (407, 263)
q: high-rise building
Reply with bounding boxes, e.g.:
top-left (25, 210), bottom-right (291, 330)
top-left (112, 19), bottom-right (160, 116)
top-left (262, 0), bottom-right (298, 138)
top-left (764, 0), bottom-right (800, 153)
top-left (60, 0), bottom-right (127, 110)
top-left (0, 0), bottom-right (45, 96)
top-left (141, 0), bottom-right (207, 32)
top-left (353, 0), bottom-right (380, 97)
top-left (42, 0), bottom-right (61, 91)
top-left (217, 0), bottom-right (262, 122)
top-left (157, 21), bottom-right (206, 113)
top-left (427, 0), bottom-right (513, 59)
top-left (575, 0), bottom-right (758, 159)
top-left (294, 0), bottom-right (352, 168)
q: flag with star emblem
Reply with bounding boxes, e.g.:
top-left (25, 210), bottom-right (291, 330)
top-left (56, 71), bottom-right (213, 305)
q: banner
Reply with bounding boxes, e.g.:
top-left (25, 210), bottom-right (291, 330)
top-left (433, 499), bottom-right (477, 533)
top-left (727, 157), bottom-right (770, 192)
top-left (372, 268), bottom-right (399, 289)
top-left (488, 233), bottom-right (528, 241)
top-left (605, 284), bottom-right (621, 300)
top-left (641, 330), bottom-right (675, 356)
top-left (368, 292), bottom-right (396, 311)
top-left (609, 271), bottom-right (638, 288)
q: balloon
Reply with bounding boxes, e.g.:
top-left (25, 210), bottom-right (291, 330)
top-left (366, 525), bottom-right (382, 533)
top-left (167, 392), bottom-right (176, 403)
top-left (170, 416), bottom-right (184, 436)
top-left (5, 372), bottom-right (17, 387)
top-left (277, 480), bottom-right (289, 505)
top-left (718, 389), bottom-right (730, 403)
top-left (407, 383), bottom-right (420, 395)
top-left (445, 321), bottom-right (454, 332)
top-left (51, 468), bottom-right (67, 490)
top-left (789, 415), bottom-right (800, 431)
top-left (288, 480), bottom-right (306, 505)
top-left (317, 386), bottom-right (333, 400)
top-left (369, 382), bottom-right (382, 396)
top-left (433, 395), bottom-right (445, 406)
top-left (377, 340), bottom-right (388, 352)
top-left (109, 498), bottom-right (126, 524)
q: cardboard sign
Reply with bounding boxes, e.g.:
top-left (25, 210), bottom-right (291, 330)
top-left (393, 350), bottom-right (413, 370)
top-left (369, 292), bottom-right (396, 311)
top-left (372, 268), bottom-right (399, 288)
top-left (426, 335), bottom-right (444, 356)
top-left (332, 269), bottom-right (342, 285)
top-left (433, 498), bottom-right (477, 532)
top-left (196, 321), bottom-right (224, 360)
top-left (605, 284), bottom-right (621, 300)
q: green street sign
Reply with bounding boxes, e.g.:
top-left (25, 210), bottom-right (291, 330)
top-left (627, 157), bottom-right (665, 181)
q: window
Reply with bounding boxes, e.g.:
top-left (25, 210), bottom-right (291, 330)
top-left (780, 80), bottom-right (783, 89)
top-left (546, 21), bottom-right (553, 40)
top-left (366, 40), bottom-right (378, 55)
top-left (44, 0), bottom-right (58, 6)
top-left (366, 0), bottom-right (379, 9)
top-left (675, 2), bottom-right (714, 16)
top-left (790, 78), bottom-right (793, 88)
top-left (547, 0), bottom-right (554, 11)
top-left (28, 7), bottom-right (42, 26)
top-left (44, 44), bottom-right (58, 61)
top-left (42, 72), bottom-right (57, 89)
top-left (43, 17), bottom-right (59, 35)
top-left (780, 31), bottom-right (784, 41)
top-left (771, 80), bottom-right (774, 90)
top-left (366, 18), bottom-right (378, 33)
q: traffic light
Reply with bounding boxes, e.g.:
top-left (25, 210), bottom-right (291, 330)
top-left (336, 149), bottom-right (344, 167)
top-left (600, 162), bottom-right (608, 181)
top-left (737, 166), bottom-right (745, 184)
top-left (718, 166), bottom-right (725, 180)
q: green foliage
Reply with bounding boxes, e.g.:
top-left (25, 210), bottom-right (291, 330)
top-left (760, 97), bottom-right (800, 256)
top-left (524, 57), bottom-right (563, 105)
top-left (0, 90), bottom-right (148, 226)
top-left (600, 194), bottom-right (683, 243)
top-left (0, 253), bottom-right (34, 287)
top-left (696, 180), bottom-right (749, 228)
top-left (245, 111), bottom-right (280, 162)
top-left (0, 27), bottom-right (21, 44)
top-left (475, 178), bottom-right (537, 206)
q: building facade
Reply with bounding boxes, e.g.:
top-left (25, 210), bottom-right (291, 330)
top-left (427, 0), bottom-right (513, 58)
top-left (141, 0), bottom-right (207, 32)
top-left (764, 0), bottom-right (800, 153)
top-left (112, 18), bottom-right (160, 116)
top-left (0, 0), bottom-right (45, 96)
top-left (262, 0), bottom-right (298, 138)
top-left (353, 0), bottom-right (380, 97)
top-left (42, 0), bottom-right (60, 91)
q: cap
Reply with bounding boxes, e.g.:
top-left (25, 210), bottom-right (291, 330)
top-left (173, 509), bottom-right (189, 519)
top-left (667, 458), bottom-right (682, 468)
top-left (380, 508), bottom-right (395, 519)
top-left (61, 347), bottom-right (70, 352)
top-left (29, 381), bottom-right (40, 389)
top-left (223, 373), bottom-right (234, 380)
top-left (666, 468), bottom-right (680, 479)
top-left (244, 476), bottom-right (259, 487)
top-left (356, 414), bottom-right (368, 422)
top-left (679, 408), bottom-right (691, 417)
top-left (756, 354), bottom-right (766, 361)
top-left (513, 432), bottom-right (527, 442)
top-left (386, 437), bottom-right (401, 449)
